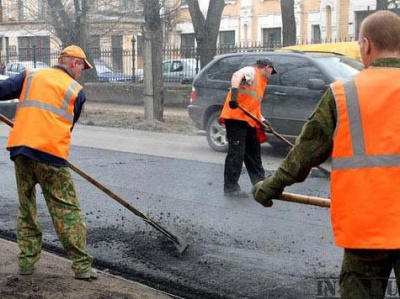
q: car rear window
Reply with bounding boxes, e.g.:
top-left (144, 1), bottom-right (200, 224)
top-left (274, 56), bottom-right (330, 88)
top-left (207, 56), bottom-right (243, 81)
top-left (314, 56), bottom-right (362, 80)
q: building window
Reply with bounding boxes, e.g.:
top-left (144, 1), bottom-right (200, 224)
top-left (219, 31), bottom-right (236, 53)
top-left (38, 1), bottom-right (48, 19)
top-left (18, 36), bottom-right (50, 64)
top-left (219, 31), bottom-right (235, 46)
top-left (181, 33), bottom-right (195, 58)
top-left (312, 25), bottom-right (321, 43)
top-left (120, 0), bottom-right (133, 11)
top-left (262, 27), bottom-right (281, 49)
top-left (17, 0), bottom-right (24, 21)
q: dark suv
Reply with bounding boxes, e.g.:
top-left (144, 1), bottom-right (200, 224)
top-left (188, 51), bottom-right (363, 152)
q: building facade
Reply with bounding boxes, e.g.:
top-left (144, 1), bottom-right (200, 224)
top-left (174, 0), bottom-right (391, 49)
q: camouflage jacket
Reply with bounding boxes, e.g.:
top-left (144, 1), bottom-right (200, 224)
top-left (268, 58), bottom-right (400, 190)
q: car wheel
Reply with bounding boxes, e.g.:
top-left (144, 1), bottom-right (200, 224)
top-left (206, 111), bottom-right (228, 152)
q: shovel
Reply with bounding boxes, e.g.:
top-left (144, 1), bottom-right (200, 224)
top-left (0, 113), bottom-right (189, 255)
top-left (280, 192), bottom-right (330, 208)
top-left (237, 105), bottom-right (331, 177)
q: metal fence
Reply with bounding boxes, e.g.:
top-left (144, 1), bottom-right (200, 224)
top-left (0, 40), bottom-right (354, 84)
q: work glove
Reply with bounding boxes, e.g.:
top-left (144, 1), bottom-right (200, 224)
top-left (229, 88), bottom-right (239, 109)
top-left (261, 119), bottom-right (272, 133)
top-left (251, 177), bottom-right (283, 208)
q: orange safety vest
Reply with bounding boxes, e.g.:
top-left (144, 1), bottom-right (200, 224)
top-left (8, 68), bottom-right (82, 160)
top-left (330, 67), bottom-right (400, 249)
top-left (220, 67), bottom-right (267, 128)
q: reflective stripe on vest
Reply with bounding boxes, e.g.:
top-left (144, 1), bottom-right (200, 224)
top-left (332, 79), bottom-right (400, 170)
top-left (18, 70), bottom-right (78, 122)
top-left (238, 76), bottom-right (263, 102)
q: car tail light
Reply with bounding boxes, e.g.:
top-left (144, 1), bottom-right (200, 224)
top-left (190, 86), bottom-right (197, 103)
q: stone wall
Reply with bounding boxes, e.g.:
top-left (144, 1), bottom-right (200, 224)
top-left (85, 83), bottom-right (191, 107)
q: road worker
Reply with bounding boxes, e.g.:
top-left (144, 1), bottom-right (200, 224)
top-left (252, 10), bottom-right (400, 298)
top-left (0, 45), bottom-right (97, 280)
top-left (220, 59), bottom-right (276, 198)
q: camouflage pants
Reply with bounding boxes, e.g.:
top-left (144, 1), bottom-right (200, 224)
top-left (340, 248), bottom-right (400, 299)
top-left (14, 155), bottom-right (93, 274)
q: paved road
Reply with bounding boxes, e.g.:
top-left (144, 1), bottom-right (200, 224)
top-left (0, 123), bottom-right (337, 299)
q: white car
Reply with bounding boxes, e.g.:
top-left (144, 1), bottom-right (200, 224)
top-left (5, 61), bottom-right (49, 78)
top-left (136, 58), bottom-right (198, 84)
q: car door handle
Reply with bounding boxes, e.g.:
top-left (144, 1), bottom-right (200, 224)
top-left (274, 91), bottom-right (287, 95)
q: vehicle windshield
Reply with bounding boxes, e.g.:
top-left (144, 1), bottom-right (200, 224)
top-left (315, 56), bottom-right (364, 80)
top-left (95, 64), bottom-right (114, 73)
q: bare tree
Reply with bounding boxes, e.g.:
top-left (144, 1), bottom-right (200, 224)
top-left (46, 0), bottom-right (80, 47)
top-left (187, 0), bottom-right (225, 68)
top-left (45, 0), bottom-right (97, 81)
top-left (141, 0), bottom-right (164, 121)
top-left (280, 0), bottom-right (296, 46)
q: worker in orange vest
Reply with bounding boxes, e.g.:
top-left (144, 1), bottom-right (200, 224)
top-left (0, 45), bottom-right (97, 280)
top-left (220, 59), bottom-right (276, 197)
top-left (252, 11), bottom-right (400, 298)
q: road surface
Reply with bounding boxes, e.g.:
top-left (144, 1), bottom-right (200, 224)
top-left (0, 124), bottom-right (337, 299)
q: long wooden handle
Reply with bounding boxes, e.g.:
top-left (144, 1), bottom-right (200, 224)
top-left (280, 192), bottom-right (330, 208)
top-left (0, 113), bottom-right (13, 127)
top-left (237, 105), bottom-right (330, 177)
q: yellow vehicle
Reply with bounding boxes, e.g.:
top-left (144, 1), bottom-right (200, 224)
top-left (279, 41), bottom-right (361, 61)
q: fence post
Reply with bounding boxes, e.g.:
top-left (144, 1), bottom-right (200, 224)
top-left (33, 45), bottom-right (37, 67)
top-left (131, 36), bottom-right (136, 83)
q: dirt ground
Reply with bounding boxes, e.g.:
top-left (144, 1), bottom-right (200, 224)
top-left (79, 102), bottom-right (198, 135)
top-left (0, 237), bottom-right (175, 299)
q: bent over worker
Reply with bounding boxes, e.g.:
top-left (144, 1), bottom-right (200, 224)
top-left (220, 59), bottom-right (276, 197)
top-left (0, 45), bottom-right (97, 280)
top-left (252, 11), bottom-right (400, 298)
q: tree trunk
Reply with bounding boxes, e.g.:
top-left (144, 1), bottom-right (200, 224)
top-left (142, 29), bottom-right (154, 120)
top-left (142, 0), bottom-right (164, 121)
top-left (280, 0), bottom-right (296, 47)
top-left (74, 0), bottom-right (90, 83)
top-left (47, 0), bottom-right (78, 46)
top-left (187, 0), bottom-right (225, 68)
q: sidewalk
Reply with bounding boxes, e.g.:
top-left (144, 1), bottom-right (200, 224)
top-left (0, 238), bottom-right (179, 299)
